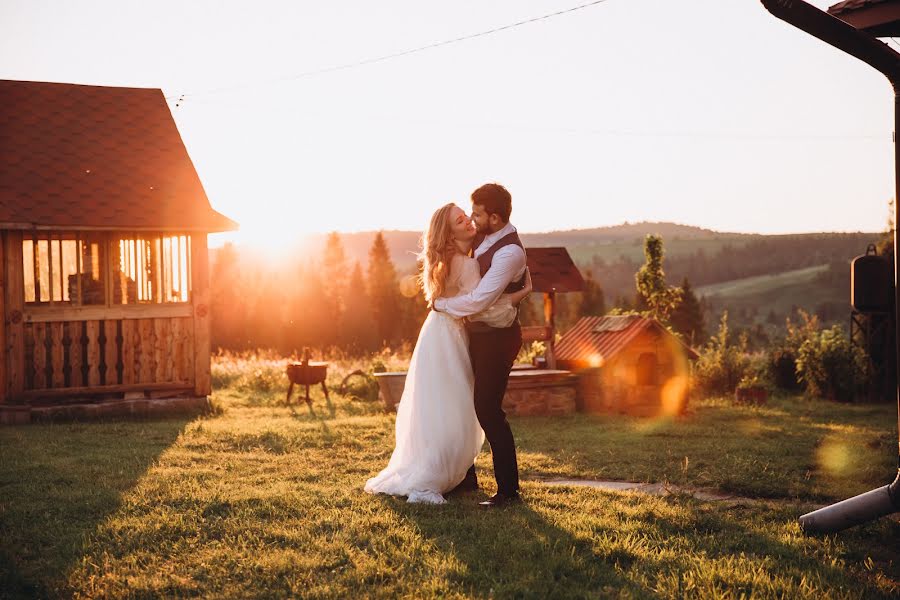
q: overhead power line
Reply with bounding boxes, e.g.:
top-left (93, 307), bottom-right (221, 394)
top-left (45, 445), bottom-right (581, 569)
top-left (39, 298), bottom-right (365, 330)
top-left (168, 0), bottom-right (612, 105)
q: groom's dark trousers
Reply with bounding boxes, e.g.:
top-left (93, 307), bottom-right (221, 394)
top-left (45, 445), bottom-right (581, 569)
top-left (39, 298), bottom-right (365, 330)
top-left (466, 321), bottom-right (522, 496)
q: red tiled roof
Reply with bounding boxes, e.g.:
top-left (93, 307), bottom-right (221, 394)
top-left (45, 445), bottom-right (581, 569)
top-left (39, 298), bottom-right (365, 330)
top-left (0, 80), bottom-right (237, 232)
top-left (555, 315), bottom-right (698, 366)
top-left (525, 247), bottom-right (585, 293)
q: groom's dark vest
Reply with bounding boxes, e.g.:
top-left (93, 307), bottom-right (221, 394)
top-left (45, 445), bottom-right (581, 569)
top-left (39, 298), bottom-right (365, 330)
top-left (474, 231), bottom-right (527, 294)
top-left (466, 230), bottom-right (527, 333)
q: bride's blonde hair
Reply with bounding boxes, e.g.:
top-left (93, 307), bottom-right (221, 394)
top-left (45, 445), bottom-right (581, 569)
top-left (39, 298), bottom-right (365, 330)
top-left (418, 203), bottom-right (458, 303)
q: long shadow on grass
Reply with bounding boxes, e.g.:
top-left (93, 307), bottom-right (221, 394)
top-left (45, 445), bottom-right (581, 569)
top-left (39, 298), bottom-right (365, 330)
top-left (381, 489), bottom-right (898, 598)
top-left (0, 417), bottom-right (191, 599)
top-left (639, 495), bottom-right (899, 597)
top-left (379, 493), bottom-right (644, 598)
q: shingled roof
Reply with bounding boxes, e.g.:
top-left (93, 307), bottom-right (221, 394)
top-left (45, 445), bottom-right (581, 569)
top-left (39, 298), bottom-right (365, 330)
top-left (525, 247), bottom-right (585, 293)
top-left (555, 315), bottom-right (698, 368)
top-left (828, 0), bottom-right (900, 36)
top-left (830, 0), bottom-right (888, 14)
top-left (0, 80), bottom-right (237, 232)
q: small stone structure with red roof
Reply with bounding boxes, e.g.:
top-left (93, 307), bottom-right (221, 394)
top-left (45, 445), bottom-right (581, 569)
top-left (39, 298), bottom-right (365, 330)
top-left (555, 315), bottom-right (698, 417)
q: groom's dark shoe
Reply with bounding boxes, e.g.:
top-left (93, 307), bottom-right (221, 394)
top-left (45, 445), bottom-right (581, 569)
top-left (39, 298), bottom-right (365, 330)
top-left (478, 491), bottom-right (521, 508)
top-left (447, 475), bottom-right (479, 497)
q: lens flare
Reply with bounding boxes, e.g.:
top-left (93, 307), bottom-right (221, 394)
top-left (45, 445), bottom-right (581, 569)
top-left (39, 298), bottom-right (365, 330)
top-left (660, 375), bottom-right (689, 417)
top-left (817, 435), bottom-right (854, 476)
top-left (399, 275), bottom-right (420, 298)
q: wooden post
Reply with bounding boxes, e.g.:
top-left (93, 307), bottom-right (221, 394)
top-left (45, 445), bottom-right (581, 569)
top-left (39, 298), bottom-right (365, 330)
top-left (6, 231), bottom-right (25, 400)
top-left (0, 232), bottom-right (6, 403)
top-left (544, 291), bottom-right (556, 369)
top-left (192, 233), bottom-right (211, 396)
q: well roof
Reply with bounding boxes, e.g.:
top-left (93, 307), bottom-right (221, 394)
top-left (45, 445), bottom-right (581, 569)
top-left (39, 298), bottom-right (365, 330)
top-left (524, 247), bottom-right (585, 293)
top-left (0, 80), bottom-right (237, 232)
top-left (828, 0), bottom-right (900, 36)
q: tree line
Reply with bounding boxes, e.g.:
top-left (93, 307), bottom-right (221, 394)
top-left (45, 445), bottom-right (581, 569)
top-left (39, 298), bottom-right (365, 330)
top-left (210, 232), bottom-right (427, 355)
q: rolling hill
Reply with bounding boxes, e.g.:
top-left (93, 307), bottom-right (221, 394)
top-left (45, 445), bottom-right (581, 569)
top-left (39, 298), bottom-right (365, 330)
top-left (217, 222), bottom-right (884, 337)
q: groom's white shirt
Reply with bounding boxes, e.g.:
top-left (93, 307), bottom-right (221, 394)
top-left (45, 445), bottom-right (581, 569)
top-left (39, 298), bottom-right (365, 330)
top-left (434, 221), bottom-right (527, 318)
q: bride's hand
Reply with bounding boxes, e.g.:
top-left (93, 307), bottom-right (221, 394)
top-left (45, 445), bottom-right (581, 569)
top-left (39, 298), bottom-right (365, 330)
top-left (523, 267), bottom-right (533, 295)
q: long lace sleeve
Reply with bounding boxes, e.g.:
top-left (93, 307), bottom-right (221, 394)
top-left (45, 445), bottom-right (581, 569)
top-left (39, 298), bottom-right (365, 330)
top-left (456, 257), bottom-right (482, 295)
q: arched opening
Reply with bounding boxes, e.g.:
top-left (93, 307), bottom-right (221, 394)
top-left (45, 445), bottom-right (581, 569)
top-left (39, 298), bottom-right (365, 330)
top-left (636, 352), bottom-right (658, 386)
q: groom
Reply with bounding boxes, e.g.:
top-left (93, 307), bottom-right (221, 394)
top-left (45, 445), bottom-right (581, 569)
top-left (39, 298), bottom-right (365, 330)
top-left (434, 183), bottom-right (527, 507)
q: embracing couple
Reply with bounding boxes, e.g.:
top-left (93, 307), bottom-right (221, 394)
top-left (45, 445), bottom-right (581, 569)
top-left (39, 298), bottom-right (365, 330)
top-left (364, 183), bottom-right (532, 507)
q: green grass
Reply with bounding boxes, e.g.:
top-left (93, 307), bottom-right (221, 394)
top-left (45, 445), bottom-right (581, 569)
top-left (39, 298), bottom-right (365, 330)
top-left (1, 370), bottom-right (898, 598)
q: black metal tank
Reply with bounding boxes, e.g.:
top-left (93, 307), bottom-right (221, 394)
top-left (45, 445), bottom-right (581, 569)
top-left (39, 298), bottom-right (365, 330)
top-left (851, 244), bottom-right (893, 313)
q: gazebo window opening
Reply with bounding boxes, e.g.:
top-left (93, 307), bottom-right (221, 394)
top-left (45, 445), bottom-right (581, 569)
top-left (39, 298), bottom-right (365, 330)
top-left (111, 233), bottom-right (191, 304)
top-left (23, 232), bottom-right (191, 306)
top-left (23, 232), bottom-right (104, 306)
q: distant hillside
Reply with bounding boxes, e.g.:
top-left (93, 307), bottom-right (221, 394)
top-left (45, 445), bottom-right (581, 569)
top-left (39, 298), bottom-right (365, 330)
top-left (521, 221), bottom-right (742, 245)
top-left (696, 264), bottom-right (848, 329)
top-left (297, 221), bottom-right (752, 273)
top-left (216, 222), bottom-right (882, 339)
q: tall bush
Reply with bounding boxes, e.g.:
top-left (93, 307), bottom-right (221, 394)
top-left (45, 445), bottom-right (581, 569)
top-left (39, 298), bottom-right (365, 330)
top-left (766, 311), bottom-right (819, 393)
top-left (694, 311), bottom-right (750, 396)
top-left (796, 326), bottom-right (867, 402)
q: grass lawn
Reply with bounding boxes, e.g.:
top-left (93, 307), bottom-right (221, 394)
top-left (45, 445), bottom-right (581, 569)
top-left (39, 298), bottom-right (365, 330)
top-left (1, 359), bottom-right (898, 598)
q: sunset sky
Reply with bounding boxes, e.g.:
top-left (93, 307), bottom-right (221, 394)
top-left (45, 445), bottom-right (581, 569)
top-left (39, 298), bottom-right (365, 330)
top-left (1, 0), bottom-right (895, 250)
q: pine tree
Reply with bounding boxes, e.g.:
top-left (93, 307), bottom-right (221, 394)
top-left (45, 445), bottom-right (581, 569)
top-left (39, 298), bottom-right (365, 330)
top-left (635, 234), bottom-right (681, 323)
top-left (669, 276), bottom-right (705, 345)
top-left (210, 243), bottom-right (244, 350)
top-left (322, 232), bottom-right (348, 345)
top-left (368, 232), bottom-right (402, 348)
top-left (289, 264), bottom-right (330, 350)
top-left (344, 261), bottom-right (378, 352)
top-left (577, 269), bottom-right (606, 318)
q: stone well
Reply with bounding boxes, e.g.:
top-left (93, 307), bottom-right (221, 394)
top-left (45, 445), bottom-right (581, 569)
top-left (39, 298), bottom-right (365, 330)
top-left (374, 368), bottom-right (578, 416)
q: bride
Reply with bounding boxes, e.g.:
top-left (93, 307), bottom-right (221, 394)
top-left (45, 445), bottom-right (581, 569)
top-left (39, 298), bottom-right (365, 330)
top-left (364, 203), bottom-right (532, 504)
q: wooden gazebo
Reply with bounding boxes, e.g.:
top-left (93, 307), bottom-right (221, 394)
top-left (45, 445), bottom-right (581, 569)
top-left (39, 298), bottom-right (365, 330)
top-left (522, 247), bottom-right (585, 368)
top-left (0, 80), bottom-right (237, 411)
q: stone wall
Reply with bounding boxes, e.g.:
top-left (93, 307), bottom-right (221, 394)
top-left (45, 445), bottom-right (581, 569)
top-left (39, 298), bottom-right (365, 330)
top-left (502, 383), bottom-right (576, 416)
top-left (375, 369), bottom-right (579, 416)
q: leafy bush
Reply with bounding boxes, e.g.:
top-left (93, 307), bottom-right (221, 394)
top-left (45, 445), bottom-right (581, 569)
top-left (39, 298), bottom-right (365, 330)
top-left (693, 311), bottom-right (751, 396)
top-left (517, 341), bottom-right (547, 365)
top-left (768, 346), bottom-right (801, 392)
top-left (766, 311), bottom-right (819, 393)
top-left (796, 325), bottom-right (867, 402)
top-left (737, 352), bottom-right (773, 392)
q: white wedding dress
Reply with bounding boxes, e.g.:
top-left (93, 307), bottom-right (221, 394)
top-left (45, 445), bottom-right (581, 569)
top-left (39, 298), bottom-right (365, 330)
top-left (364, 254), bottom-right (516, 503)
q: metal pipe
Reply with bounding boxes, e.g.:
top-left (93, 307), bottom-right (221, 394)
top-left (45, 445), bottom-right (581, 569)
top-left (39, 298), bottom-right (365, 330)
top-left (799, 476), bottom-right (899, 532)
top-left (761, 0), bottom-right (900, 533)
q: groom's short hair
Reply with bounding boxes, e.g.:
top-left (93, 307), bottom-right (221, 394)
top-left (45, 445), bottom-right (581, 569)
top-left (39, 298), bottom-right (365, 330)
top-left (471, 183), bottom-right (512, 223)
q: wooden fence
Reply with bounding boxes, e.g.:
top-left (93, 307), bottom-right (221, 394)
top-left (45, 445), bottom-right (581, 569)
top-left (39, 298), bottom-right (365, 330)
top-left (23, 317), bottom-right (194, 393)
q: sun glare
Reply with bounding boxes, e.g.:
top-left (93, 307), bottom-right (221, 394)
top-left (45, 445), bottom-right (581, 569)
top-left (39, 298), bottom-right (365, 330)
top-left (211, 222), bottom-right (314, 267)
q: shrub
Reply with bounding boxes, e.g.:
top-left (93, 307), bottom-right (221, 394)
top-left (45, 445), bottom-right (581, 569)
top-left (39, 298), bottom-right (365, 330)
top-left (766, 310), bottom-right (819, 393)
top-left (517, 341), bottom-right (547, 365)
top-left (768, 346), bottom-right (801, 392)
top-left (795, 325), bottom-right (867, 402)
top-left (693, 312), bottom-right (752, 396)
